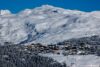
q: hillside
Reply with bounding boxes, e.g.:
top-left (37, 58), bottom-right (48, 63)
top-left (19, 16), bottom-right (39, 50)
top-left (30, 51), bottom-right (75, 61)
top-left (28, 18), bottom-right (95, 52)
top-left (0, 5), bottom-right (100, 45)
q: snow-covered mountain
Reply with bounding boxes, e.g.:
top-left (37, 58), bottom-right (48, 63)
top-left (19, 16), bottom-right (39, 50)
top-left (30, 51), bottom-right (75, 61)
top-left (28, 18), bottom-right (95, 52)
top-left (0, 5), bottom-right (100, 45)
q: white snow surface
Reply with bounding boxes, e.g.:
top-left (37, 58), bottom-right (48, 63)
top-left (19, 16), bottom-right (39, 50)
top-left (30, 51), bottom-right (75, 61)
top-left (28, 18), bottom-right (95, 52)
top-left (42, 54), bottom-right (100, 67)
top-left (0, 5), bottom-right (100, 44)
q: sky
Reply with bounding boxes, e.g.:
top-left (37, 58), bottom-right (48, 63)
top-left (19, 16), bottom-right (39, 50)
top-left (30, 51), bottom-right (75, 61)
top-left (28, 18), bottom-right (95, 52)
top-left (0, 0), bottom-right (100, 13)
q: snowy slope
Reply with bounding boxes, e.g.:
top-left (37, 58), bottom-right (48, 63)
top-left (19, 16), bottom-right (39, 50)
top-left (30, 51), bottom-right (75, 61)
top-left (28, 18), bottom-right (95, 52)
top-left (0, 5), bottom-right (100, 44)
top-left (42, 54), bottom-right (100, 67)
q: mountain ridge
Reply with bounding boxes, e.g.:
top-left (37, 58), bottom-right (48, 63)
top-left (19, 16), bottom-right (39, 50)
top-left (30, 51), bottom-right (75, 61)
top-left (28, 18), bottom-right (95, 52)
top-left (0, 5), bottom-right (100, 45)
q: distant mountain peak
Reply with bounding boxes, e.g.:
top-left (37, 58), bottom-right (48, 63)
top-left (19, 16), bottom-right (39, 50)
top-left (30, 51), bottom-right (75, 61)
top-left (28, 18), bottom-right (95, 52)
top-left (40, 5), bottom-right (55, 8)
top-left (0, 5), bottom-right (100, 45)
top-left (0, 10), bottom-right (11, 16)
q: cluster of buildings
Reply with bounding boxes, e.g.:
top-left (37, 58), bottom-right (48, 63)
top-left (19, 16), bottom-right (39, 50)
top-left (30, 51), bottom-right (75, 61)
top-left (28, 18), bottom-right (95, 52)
top-left (25, 43), bottom-right (100, 56)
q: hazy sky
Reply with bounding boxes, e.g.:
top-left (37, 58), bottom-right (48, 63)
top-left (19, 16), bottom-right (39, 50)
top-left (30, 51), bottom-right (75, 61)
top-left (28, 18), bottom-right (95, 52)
top-left (0, 0), bottom-right (100, 13)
